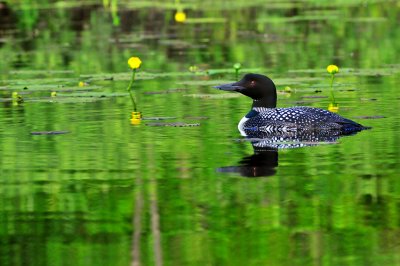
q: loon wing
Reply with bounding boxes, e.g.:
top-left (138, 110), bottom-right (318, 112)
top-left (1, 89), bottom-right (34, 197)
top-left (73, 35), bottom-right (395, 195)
top-left (251, 106), bottom-right (364, 131)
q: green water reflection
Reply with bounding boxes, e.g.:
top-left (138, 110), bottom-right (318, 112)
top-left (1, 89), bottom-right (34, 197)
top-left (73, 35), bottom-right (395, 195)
top-left (1, 1), bottom-right (400, 266)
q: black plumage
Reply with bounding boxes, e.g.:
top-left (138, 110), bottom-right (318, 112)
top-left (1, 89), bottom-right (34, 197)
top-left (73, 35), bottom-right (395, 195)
top-left (215, 73), bottom-right (368, 135)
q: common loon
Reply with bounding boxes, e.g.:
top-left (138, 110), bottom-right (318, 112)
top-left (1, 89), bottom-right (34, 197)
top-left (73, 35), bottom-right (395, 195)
top-left (214, 73), bottom-right (369, 136)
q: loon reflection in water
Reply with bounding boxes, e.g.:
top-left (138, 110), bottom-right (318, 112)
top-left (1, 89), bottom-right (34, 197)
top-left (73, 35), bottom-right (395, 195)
top-left (217, 129), bottom-right (351, 177)
top-left (215, 73), bottom-right (369, 177)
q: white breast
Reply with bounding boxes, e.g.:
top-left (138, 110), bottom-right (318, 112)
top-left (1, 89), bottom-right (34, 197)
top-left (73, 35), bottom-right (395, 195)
top-left (238, 116), bottom-right (249, 136)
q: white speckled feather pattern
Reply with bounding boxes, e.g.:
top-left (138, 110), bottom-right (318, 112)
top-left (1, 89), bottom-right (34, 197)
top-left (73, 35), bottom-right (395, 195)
top-left (245, 106), bottom-right (361, 132)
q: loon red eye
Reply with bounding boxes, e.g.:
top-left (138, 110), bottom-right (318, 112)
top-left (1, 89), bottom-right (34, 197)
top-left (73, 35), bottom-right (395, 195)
top-left (250, 80), bottom-right (256, 86)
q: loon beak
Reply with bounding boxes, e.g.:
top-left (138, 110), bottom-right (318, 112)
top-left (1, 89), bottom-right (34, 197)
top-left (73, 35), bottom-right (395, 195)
top-left (213, 81), bottom-right (245, 92)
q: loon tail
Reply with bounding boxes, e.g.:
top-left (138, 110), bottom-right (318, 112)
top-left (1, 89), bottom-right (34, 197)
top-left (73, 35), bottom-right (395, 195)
top-left (340, 121), bottom-right (371, 134)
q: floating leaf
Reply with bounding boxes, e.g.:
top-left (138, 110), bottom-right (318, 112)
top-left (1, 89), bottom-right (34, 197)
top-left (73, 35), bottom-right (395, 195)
top-left (57, 92), bottom-right (128, 98)
top-left (80, 72), bottom-right (155, 82)
top-left (142, 117), bottom-right (177, 120)
top-left (274, 77), bottom-right (324, 86)
top-left (183, 116), bottom-right (209, 120)
top-left (3, 85), bottom-right (101, 92)
top-left (288, 69), bottom-right (327, 74)
top-left (179, 80), bottom-right (233, 86)
top-left (9, 70), bottom-right (74, 75)
top-left (301, 95), bottom-right (328, 99)
top-left (184, 93), bottom-right (240, 99)
top-left (80, 71), bottom-right (206, 82)
top-left (345, 17), bottom-right (387, 23)
top-left (206, 68), bottom-right (263, 75)
top-left (143, 88), bottom-right (187, 95)
top-left (4, 77), bottom-right (79, 85)
top-left (289, 67), bottom-right (400, 76)
top-left (146, 122), bottom-right (200, 127)
top-left (360, 98), bottom-right (378, 101)
top-left (28, 97), bottom-right (109, 103)
top-left (185, 18), bottom-right (226, 24)
top-left (159, 39), bottom-right (193, 47)
top-left (353, 115), bottom-right (385, 119)
top-left (31, 131), bottom-right (70, 135)
top-left (257, 15), bottom-right (338, 24)
top-left (291, 100), bottom-right (320, 105)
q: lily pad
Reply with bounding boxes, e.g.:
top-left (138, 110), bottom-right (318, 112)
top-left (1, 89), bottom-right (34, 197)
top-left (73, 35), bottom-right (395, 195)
top-left (185, 18), bottom-right (226, 24)
top-left (274, 77), bottom-right (324, 85)
top-left (345, 17), bottom-right (387, 23)
top-left (288, 69), bottom-right (327, 74)
top-left (147, 71), bottom-right (208, 78)
top-left (80, 71), bottom-right (206, 82)
top-left (28, 97), bottom-right (109, 103)
top-left (301, 95), bottom-right (328, 99)
top-left (353, 115), bottom-right (385, 119)
top-left (184, 93), bottom-right (240, 99)
top-left (4, 77), bottom-right (79, 85)
top-left (144, 88), bottom-right (187, 95)
top-left (291, 100), bottom-right (320, 105)
top-left (206, 68), bottom-right (263, 75)
top-left (80, 72), bottom-right (156, 82)
top-left (159, 39), bottom-right (193, 47)
top-left (9, 70), bottom-right (74, 75)
top-left (179, 80), bottom-right (233, 86)
top-left (31, 130), bottom-right (70, 135)
top-left (4, 85), bottom-right (101, 92)
top-left (142, 117), bottom-right (177, 120)
top-left (57, 92), bottom-right (128, 98)
top-left (183, 116), bottom-right (209, 120)
top-left (0, 98), bottom-right (15, 102)
top-left (360, 98), bottom-right (378, 101)
top-left (288, 67), bottom-right (400, 76)
top-left (146, 122), bottom-right (200, 127)
top-left (349, 68), bottom-right (400, 76)
top-left (257, 15), bottom-right (338, 24)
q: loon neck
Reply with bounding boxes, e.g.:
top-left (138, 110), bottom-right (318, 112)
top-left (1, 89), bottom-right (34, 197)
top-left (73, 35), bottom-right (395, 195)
top-left (251, 96), bottom-right (277, 109)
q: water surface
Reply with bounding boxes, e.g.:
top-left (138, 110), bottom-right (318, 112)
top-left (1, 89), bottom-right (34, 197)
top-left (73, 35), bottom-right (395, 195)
top-left (1, 1), bottom-right (400, 265)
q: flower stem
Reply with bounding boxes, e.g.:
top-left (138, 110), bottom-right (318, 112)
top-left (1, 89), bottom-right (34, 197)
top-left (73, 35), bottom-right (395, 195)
top-left (127, 69), bottom-right (138, 112)
top-left (329, 74), bottom-right (336, 104)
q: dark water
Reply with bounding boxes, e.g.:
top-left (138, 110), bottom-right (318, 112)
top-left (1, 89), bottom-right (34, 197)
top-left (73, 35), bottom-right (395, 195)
top-left (1, 1), bottom-right (400, 265)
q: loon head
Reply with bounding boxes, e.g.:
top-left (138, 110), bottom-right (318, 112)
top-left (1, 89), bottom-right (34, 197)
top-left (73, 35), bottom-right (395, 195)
top-left (214, 73), bottom-right (277, 108)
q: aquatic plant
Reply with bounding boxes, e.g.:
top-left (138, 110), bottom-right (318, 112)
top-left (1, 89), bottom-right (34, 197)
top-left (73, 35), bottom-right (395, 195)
top-left (233, 63), bottom-right (241, 81)
top-left (327, 64), bottom-right (339, 112)
top-left (283, 86), bottom-right (292, 93)
top-left (130, 111), bottom-right (142, 125)
top-left (189, 65), bottom-right (198, 73)
top-left (175, 10), bottom-right (187, 23)
top-left (12, 92), bottom-right (24, 105)
top-left (128, 57), bottom-right (142, 70)
top-left (127, 56), bottom-right (142, 124)
top-left (327, 64), bottom-right (339, 75)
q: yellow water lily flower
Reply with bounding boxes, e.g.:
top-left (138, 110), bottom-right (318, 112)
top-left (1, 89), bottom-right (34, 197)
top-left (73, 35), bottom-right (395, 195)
top-left (130, 111), bottom-right (142, 125)
top-left (328, 103), bottom-right (339, 112)
top-left (233, 63), bottom-right (242, 70)
top-left (128, 57), bottom-right (142, 69)
top-left (12, 92), bottom-right (23, 104)
top-left (327, 64), bottom-right (339, 74)
top-left (189, 65), bottom-right (198, 72)
top-left (175, 11), bottom-right (186, 23)
top-left (284, 86), bottom-right (292, 93)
